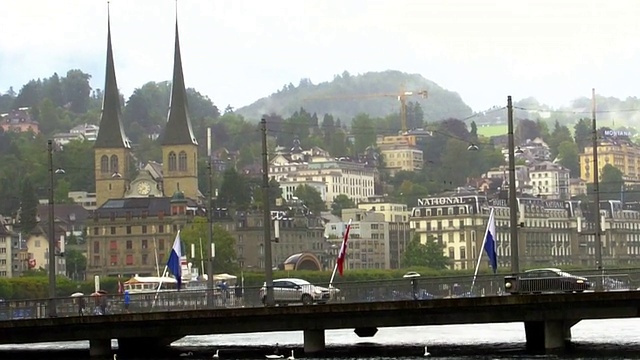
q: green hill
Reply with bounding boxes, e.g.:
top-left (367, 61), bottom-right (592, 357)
top-left (236, 70), bottom-right (473, 123)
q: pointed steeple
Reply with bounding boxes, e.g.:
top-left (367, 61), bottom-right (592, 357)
top-left (95, 9), bottom-right (130, 149)
top-left (162, 20), bottom-right (198, 146)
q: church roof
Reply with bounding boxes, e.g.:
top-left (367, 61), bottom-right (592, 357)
top-left (95, 197), bottom-right (201, 218)
top-left (95, 11), bottom-right (130, 149)
top-left (161, 21), bottom-right (198, 146)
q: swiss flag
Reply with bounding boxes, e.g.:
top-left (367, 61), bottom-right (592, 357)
top-left (336, 222), bottom-right (351, 276)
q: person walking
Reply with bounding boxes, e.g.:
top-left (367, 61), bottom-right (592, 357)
top-left (78, 296), bottom-right (86, 316)
top-left (124, 290), bottom-right (131, 313)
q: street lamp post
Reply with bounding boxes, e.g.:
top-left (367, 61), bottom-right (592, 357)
top-left (507, 96), bottom-right (520, 274)
top-left (207, 159), bottom-right (215, 301)
top-left (592, 88), bottom-right (604, 291)
top-left (261, 117), bottom-right (275, 306)
top-left (47, 140), bottom-right (58, 317)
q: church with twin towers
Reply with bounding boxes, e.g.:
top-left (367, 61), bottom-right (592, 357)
top-left (86, 10), bottom-right (208, 278)
top-left (94, 11), bottom-right (201, 209)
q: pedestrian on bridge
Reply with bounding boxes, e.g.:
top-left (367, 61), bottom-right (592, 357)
top-left (78, 297), bottom-right (86, 316)
top-left (124, 291), bottom-right (130, 313)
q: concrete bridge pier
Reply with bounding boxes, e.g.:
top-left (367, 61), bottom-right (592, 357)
top-left (89, 338), bottom-right (112, 357)
top-left (303, 329), bottom-right (325, 354)
top-left (117, 337), bottom-right (178, 356)
top-left (524, 320), bottom-right (578, 352)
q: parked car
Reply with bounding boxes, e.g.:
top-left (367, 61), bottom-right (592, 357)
top-left (260, 278), bottom-right (334, 306)
top-left (504, 268), bottom-right (592, 295)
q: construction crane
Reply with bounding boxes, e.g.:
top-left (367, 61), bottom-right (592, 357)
top-left (303, 89), bottom-right (428, 133)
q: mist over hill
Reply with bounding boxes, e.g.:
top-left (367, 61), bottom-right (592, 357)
top-left (235, 70), bottom-right (473, 123)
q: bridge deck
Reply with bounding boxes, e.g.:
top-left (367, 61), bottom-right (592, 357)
top-left (1, 291), bottom-right (639, 345)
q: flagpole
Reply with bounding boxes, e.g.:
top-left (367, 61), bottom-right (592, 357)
top-left (329, 219), bottom-right (352, 287)
top-left (471, 208), bottom-right (494, 294)
top-left (329, 262), bottom-right (339, 288)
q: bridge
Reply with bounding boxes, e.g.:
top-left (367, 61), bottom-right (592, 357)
top-left (1, 289), bottom-right (640, 357)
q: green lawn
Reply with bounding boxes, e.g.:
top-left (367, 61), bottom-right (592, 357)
top-left (477, 124), bottom-right (508, 137)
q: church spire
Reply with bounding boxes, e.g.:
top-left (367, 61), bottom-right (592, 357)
top-left (162, 19), bottom-right (197, 146)
top-left (95, 6), bottom-right (130, 149)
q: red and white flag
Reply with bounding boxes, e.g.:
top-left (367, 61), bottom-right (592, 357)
top-left (336, 220), bottom-right (352, 276)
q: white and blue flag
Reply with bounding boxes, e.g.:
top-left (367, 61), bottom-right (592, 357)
top-left (484, 208), bottom-right (498, 273)
top-left (167, 230), bottom-right (183, 289)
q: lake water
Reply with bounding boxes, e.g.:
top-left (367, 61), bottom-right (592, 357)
top-left (2, 319), bottom-right (640, 359)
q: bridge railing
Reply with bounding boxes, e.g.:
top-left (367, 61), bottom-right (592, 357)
top-left (0, 268), bottom-right (639, 321)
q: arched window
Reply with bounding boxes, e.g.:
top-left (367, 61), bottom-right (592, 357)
top-left (178, 151), bottom-right (187, 172)
top-left (100, 155), bottom-right (109, 173)
top-left (110, 155), bottom-right (119, 173)
top-left (168, 152), bottom-right (177, 171)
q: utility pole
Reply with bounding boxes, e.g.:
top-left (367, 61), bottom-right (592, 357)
top-left (47, 140), bottom-right (57, 317)
top-left (507, 96), bottom-right (519, 274)
top-left (207, 158), bottom-right (215, 301)
top-left (592, 88), bottom-right (603, 291)
top-left (261, 117), bottom-right (275, 306)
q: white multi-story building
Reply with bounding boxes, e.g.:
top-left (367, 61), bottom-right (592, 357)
top-left (270, 141), bottom-right (376, 207)
top-left (324, 208), bottom-right (390, 270)
top-left (280, 179), bottom-right (327, 203)
top-left (529, 161), bottom-right (570, 199)
top-left (70, 123), bottom-right (99, 141)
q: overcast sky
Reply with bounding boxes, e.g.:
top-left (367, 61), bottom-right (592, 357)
top-left (1, 0), bottom-right (638, 114)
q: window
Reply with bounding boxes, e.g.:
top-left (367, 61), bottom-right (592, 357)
top-left (142, 254), bottom-right (148, 265)
top-left (93, 241), bottom-right (100, 254)
top-left (142, 240), bottom-right (148, 249)
top-left (110, 255), bottom-right (118, 266)
top-left (93, 227), bottom-right (99, 235)
top-left (168, 152), bottom-right (177, 171)
top-left (460, 247), bottom-right (466, 259)
top-left (126, 240), bottom-right (132, 250)
top-left (126, 254), bottom-right (134, 265)
top-left (159, 225), bottom-right (164, 233)
top-left (110, 155), bottom-right (119, 173)
top-left (93, 255), bottom-right (100, 265)
top-left (110, 227), bottom-right (116, 235)
top-left (142, 225), bottom-right (147, 234)
top-left (100, 155), bottom-right (109, 173)
top-left (110, 240), bottom-right (117, 250)
top-left (126, 226), bottom-right (131, 234)
top-left (158, 239), bottom-right (165, 251)
top-left (178, 151), bottom-right (187, 171)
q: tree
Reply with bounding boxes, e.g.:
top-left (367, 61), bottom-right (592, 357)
top-left (180, 217), bottom-right (238, 274)
top-left (351, 113), bottom-right (376, 155)
top-left (557, 141), bottom-right (580, 178)
top-left (469, 121), bottom-right (478, 142)
top-left (331, 194), bottom-right (356, 217)
top-left (20, 178), bottom-right (39, 234)
top-left (401, 234), bottom-right (450, 270)
top-left (515, 118), bottom-right (541, 144)
top-left (599, 164), bottom-right (624, 201)
top-left (65, 249), bottom-right (87, 280)
top-left (61, 69), bottom-right (92, 113)
top-left (294, 185), bottom-right (325, 214)
top-left (218, 168), bottom-right (251, 209)
top-left (548, 120), bottom-right (573, 158)
top-left (574, 118), bottom-right (592, 152)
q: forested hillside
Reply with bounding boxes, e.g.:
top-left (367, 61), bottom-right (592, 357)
top-left (236, 70), bottom-right (473, 123)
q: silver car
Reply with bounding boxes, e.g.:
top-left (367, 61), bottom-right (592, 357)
top-left (260, 278), bottom-right (332, 305)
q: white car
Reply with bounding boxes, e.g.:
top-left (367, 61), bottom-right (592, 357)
top-left (260, 278), bottom-right (335, 306)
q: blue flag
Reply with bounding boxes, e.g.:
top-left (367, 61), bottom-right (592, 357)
top-left (167, 230), bottom-right (182, 289)
top-left (484, 209), bottom-right (498, 273)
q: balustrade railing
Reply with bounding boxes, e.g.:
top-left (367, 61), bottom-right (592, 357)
top-left (0, 268), bottom-right (637, 321)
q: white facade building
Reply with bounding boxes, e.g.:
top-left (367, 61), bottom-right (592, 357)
top-left (270, 142), bottom-right (376, 207)
top-left (70, 124), bottom-right (99, 141)
top-left (324, 209), bottom-right (390, 270)
top-left (529, 161), bottom-right (571, 199)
